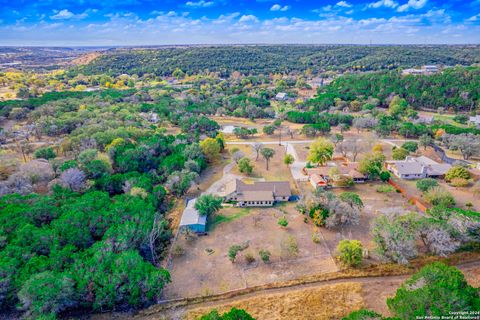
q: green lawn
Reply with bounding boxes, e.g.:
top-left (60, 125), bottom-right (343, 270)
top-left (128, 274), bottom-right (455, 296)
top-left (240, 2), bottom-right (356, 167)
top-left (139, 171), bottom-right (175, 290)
top-left (208, 208), bottom-right (252, 231)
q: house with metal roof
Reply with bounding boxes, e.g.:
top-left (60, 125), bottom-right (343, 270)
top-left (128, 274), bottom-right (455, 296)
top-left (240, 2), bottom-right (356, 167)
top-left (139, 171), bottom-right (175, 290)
top-left (275, 92), bottom-right (288, 101)
top-left (224, 179), bottom-right (291, 207)
top-left (179, 198), bottom-right (207, 233)
top-left (385, 156), bottom-right (451, 180)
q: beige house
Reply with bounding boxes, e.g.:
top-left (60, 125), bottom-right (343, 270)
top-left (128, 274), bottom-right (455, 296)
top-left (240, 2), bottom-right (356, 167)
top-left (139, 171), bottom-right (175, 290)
top-left (224, 179), bottom-right (291, 207)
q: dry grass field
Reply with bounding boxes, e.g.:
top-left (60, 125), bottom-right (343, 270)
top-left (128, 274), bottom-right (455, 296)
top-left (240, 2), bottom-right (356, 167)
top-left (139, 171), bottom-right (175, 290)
top-left (183, 282), bottom-right (364, 320)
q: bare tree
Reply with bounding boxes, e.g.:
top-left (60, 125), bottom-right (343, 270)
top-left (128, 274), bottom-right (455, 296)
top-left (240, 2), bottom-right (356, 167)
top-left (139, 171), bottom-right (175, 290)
top-left (252, 143), bottom-right (263, 161)
top-left (232, 150), bottom-right (245, 164)
top-left (60, 168), bottom-right (87, 192)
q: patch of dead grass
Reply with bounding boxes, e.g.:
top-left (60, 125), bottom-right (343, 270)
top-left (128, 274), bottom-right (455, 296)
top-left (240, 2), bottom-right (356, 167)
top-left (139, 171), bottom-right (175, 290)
top-left (184, 282), bottom-right (364, 320)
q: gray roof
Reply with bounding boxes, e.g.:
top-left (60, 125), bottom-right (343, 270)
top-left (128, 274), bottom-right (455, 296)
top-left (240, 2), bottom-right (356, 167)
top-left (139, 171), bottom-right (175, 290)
top-left (179, 198), bottom-right (207, 227)
top-left (387, 156), bottom-right (451, 176)
top-left (234, 179), bottom-right (291, 197)
top-left (469, 115), bottom-right (480, 124)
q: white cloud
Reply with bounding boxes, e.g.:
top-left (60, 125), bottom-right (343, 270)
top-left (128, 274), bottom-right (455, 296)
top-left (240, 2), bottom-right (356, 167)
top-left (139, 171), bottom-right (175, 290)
top-left (397, 0), bottom-right (428, 12)
top-left (50, 9), bottom-right (88, 20)
top-left (270, 4), bottom-right (290, 12)
top-left (467, 13), bottom-right (480, 22)
top-left (367, 0), bottom-right (398, 9)
top-left (239, 15), bottom-right (259, 23)
top-left (185, 0), bottom-right (214, 8)
top-left (336, 1), bottom-right (352, 8)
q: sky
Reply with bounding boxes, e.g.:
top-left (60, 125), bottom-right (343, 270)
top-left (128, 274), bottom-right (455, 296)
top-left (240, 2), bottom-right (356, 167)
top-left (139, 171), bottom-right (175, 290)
top-left (0, 0), bottom-right (479, 46)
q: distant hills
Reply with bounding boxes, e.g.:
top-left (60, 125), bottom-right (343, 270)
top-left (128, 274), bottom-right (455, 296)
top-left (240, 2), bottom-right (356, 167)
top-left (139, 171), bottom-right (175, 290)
top-left (75, 45), bottom-right (480, 76)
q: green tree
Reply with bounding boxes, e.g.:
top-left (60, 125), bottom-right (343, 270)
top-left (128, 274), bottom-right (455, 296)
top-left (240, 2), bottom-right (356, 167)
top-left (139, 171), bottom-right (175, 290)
top-left (195, 195), bottom-right (223, 216)
top-left (387, 262), bottom-right (480, 319)
top-left (379, 170), bottom-right (391, 182)
top-left (359, 153), bottom-right (386, 179)
top-left (258, 249), bottom-right (271, 263)
top-left (419, 134), bottom-right (433, 150)
top-left (260, 148), bottom-right (275, 170)
top-left (342, 309), bottom-right (384, 320)
top-left (200, 307), bottom-right (256, 320)
top-left (337, 240), bottom-right (363, 267)
top-left (339, 192), bottom-right (364, 210)
top-left (200, 138), bottom-right (221, 162)
top-left (17, 271), bottom-right (76, 318)
top-left (263, 125), bottom-right (275, 135)
top-left (238, 157), bottom-right (253, 175)
top-left (416, 178), bottom-right (439, 192)
top-left (445, 166), bottom-right (471, 182)
top-left (392, 147), bottom-right (410, 160)
top-left (307, 138), bottom-right (334, 166)
top-left (283, 154), bottom-right (294, 166)
top-left (33, 147), bottom-right (56, 160)
top-left (401, 141), bottom-right (418, 153)
top-left (389, 96), bottom-right (408, 118)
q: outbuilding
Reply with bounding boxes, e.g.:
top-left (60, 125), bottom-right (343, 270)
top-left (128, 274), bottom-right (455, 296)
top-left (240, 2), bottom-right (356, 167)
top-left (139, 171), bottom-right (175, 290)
top-left (179, 198), bottom-right (207, 233)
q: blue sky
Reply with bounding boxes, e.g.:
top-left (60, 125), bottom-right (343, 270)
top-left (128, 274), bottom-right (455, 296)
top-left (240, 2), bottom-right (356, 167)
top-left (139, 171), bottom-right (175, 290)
top-left (0, 0), bottom-right (479, 45)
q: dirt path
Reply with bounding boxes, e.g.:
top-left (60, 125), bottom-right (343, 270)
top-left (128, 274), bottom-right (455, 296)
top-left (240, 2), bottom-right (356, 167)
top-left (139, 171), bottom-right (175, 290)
top-left (134, 260), bottom-right (480, 320)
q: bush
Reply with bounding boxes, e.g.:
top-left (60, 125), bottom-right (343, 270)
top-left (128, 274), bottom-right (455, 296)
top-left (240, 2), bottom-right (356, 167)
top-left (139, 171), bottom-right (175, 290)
top-left (244, 252), bottom-right (255, 264)
top-left (337, 240), bottom-right (363, 267)
top-left (376, 185), bottom-right (395, 193)
top-left (450, 177), bottom-right (469, 187)
top-left (277, 216), bottom-right (288, 228)
top-left (228, 245), bottom-right (242, 262)
top-left (238, 157), bottom-right (253, 175)
top-left (200, 308), bottom-right (255, 320)
top-left (33, 147), bottom-right (56, 160)
top-left (416, 178), bottom-right (439, 192)
top-left (401, 141), bottom-right (418, 153)
top-left (311, 233), bottom-right (321, 244)
top-left (445, 166), bottom-right (471, 182)
top-left (342, 309), bottom-right (384, 320)
top-left (379, 170), bottom-right (391, 182)
top-left (392, 147), bottom-right (410, 160)
top-left (423, 187), bottom-right (456, 207)
top-left (258, 249), bottom-right (271, 263)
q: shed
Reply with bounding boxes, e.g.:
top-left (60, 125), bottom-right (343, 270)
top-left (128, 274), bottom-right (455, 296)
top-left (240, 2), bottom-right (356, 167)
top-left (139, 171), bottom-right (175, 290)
top-left (275, 92), bottom-right (288, 101)
top-left (179, 198), bottom-right (207, 233)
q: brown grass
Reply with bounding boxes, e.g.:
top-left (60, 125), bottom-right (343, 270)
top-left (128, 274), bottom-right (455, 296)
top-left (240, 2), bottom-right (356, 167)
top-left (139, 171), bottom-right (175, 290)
top-left (184, 282), bottom-right (364, 320)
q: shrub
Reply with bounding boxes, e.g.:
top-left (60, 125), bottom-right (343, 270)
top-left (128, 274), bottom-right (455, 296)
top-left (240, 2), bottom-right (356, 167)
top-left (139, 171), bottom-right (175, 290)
top-left (392, 147), bottom-right (410, 160)
top-left (379, 170), bottom-right (391, 182)
top-left (401, 141), bottom-right (418, 153)
top-left (200, 308), bottom-right (255, 320)
top-left (337, 240), bottom-right (363, 267)
top-left (244, 252), bottom-right (255, 264)
top-left (277, 216), bottom-right (288, 228)
top-left (376, 185), bottom-right (395, 193)
top-left (416, 178), bottom-right (439, 192)
top-left (423, 187), bottom-right (456, 207)
top-left (342, 309), bottom-right (384, 320)
top-left (238, 157), bottom-right (253, 175)
top-left (258, 249), bottom-right (271, 263)
top-left (228, 245), bottom-right (242, 263)
top-left (450, 177), bottom-right (469, 187)
top-left (445, 166), bottom-right (471, 182)
top-left (33, 147), bottom-right (56, 160)
top-left (311, 233), bottom-right (321, 244)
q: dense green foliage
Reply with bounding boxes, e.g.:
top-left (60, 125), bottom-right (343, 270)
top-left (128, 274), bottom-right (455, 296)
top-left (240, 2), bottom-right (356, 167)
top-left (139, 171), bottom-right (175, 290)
top-left (387, 262), bottom-right (480, 319)
top-left (0, 188), bottom-right (171, 317)
top-left (77, 45), bottom-right (480, 77)
top-left (200, 307), bottom-right (256, 320)
top-left (317, 67), bottom-right (480, 112)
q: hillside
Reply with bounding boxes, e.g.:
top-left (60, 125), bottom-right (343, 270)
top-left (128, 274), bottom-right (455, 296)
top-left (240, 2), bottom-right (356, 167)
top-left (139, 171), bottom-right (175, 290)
top-left (76, 45), bottom-right (480, 77)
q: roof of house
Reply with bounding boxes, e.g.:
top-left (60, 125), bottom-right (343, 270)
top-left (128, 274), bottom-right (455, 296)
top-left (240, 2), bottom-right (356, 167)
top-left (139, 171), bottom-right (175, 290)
top-left (310, 173), bottom-right (327, 185)
top-left (275, 92), bottom-right (287, 99)
top-left (237, 191), bottom-right (274, 202)
top-left (225, 179), bottom-right (291, 198)
top-left (179, 198), bottom-right (207, 227)
top-left (469, 115), bottom-right (480, 123)
top-left (386, 156), bottom-right (451, 176)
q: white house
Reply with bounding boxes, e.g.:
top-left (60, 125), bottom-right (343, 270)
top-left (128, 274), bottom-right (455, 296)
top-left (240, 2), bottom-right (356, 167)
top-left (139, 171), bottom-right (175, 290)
top-left (385, 156), bottom-right (451, 180)
top-left (275, 92), bottom-right (288, 101)
top-left (469, 115), bottom-right (480, 128)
